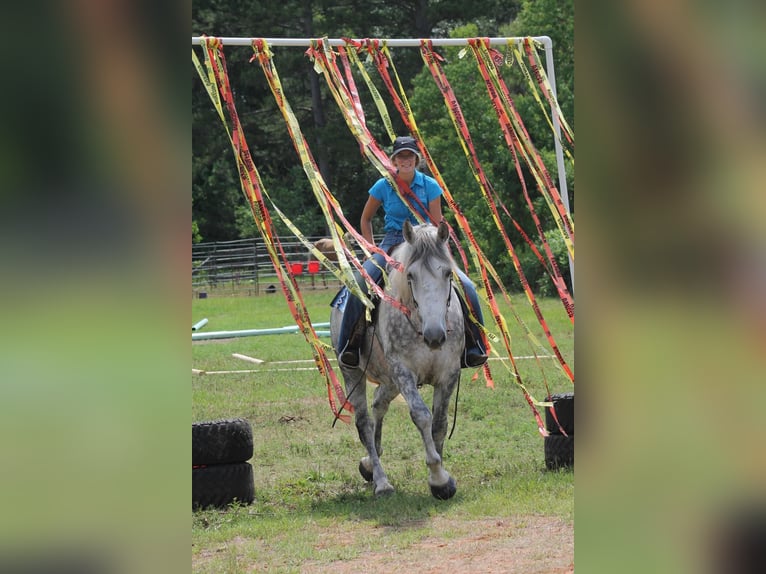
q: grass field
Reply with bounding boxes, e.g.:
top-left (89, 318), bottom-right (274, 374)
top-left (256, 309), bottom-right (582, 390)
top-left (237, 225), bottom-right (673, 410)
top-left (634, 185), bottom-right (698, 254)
top-left (192, 287), bottom-right (574, 573)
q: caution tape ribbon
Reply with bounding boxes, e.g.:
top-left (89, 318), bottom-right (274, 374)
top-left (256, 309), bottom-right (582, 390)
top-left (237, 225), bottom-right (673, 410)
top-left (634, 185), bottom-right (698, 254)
top-left (368, 45), bottom-right (492, 336)
top-left (250, 41), bottom-right (375, 305)
top-left (196, 38), bottom-right (353, 422)
top-left (371, 41), bottom-right (567, 405)
top-left (314, 40), bottom-right (504, 394)
top-left (251, 39), bottom-right (412, 332)
top-left (498, 41), bottom-right (576, 248)
top-left (478, 54), bottom-right (574, 324)
top-left (470, 42), bottom-right (574, 381)
top-left (473, 41), bottom-right (574, 254)
top-left (343, 39), bottom-right (397, 143)
top-left (258, 43), bottom-right (371, 273)
top-left (364, 43), bottom-right (471, 272)
top-left (469, 39), bottom-right (574, 259)
top-left (201, 40), bottom-right (345, 415)
top-left (421, 41), bottom-right (573, 388)
top-left (247, 43), bottom-right (356, 420)
top-left (371, 43), bottom-right (540, 396)
top-left (461, 42), bottom-right (574, 323)
top-left (299, 38), bottom-right (441, 320)
top-left (504, 40), bottom-right (574, 158)
top-left (466, 39), bottom-right (575, 320)
top-left (510, 215), bottom-right (575, 323)
top-left (518, 38), bottom-right (574, 148)
top-left (310, 39), bottom-right (434, 228)
top-left (337, 46), bottom-right (367, 132)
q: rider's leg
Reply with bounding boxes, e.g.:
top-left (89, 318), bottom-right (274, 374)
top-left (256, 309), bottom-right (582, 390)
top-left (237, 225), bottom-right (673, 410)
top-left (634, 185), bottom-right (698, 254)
top-left (455, 269), bottom-right (488, 368)
top-left (337, 253), bottom-right (386, 367)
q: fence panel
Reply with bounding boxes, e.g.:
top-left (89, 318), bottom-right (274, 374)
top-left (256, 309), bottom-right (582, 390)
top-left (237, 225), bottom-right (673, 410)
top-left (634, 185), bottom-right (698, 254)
top-left (192, 236), bottom-right (366, 296)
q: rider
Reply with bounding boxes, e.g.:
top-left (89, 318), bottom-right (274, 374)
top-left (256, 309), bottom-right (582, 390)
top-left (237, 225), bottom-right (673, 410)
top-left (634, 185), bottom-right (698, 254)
top-left (335, 135), bottom-right (488, 369)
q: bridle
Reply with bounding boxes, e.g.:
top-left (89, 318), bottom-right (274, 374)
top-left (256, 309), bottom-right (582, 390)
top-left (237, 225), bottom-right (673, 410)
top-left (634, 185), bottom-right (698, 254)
top-left (404, 267), bottom-right (454, 335)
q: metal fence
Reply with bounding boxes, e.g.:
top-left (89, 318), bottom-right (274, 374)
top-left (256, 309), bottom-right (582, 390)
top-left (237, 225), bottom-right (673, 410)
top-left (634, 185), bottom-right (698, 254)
top-left (192, 236), bottom-right (370, 297)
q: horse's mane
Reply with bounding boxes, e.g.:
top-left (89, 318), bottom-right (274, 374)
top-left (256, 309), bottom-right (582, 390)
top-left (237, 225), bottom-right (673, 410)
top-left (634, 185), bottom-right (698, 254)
top-left (389, 224), bottom-right (455, 305)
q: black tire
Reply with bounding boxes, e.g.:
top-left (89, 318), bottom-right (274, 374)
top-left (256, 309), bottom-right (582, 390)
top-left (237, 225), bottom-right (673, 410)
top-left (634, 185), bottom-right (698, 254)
top-left (192, 418), bottom-right (253, 465)
top-left (544, 434), bottom-right (574, 470)
top-left (193, 462), bottom-right (255, 509)
top-left (545, 392), bottom-right (574, 436)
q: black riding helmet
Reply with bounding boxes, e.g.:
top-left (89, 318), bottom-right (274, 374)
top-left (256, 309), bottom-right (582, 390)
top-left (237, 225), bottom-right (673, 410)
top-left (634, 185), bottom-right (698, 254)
top-left (390, 136), bottom-right (421, 161)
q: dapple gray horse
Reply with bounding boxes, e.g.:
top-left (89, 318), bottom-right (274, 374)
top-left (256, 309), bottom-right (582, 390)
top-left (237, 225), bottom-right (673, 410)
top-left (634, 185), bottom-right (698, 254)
top-left (330, 220), bottom-right (463, 499)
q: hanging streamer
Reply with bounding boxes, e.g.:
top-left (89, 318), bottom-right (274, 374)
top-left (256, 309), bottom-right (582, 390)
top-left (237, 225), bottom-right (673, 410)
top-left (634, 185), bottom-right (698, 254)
top-left (518, 39), bottom-right (574, 148)
top-left (363, 43), bottom-right (474, 283)
top-left (362, 40), bottom-right (566, 431)
top-left (465, 39), bottom-right (574, 323)
top-left (419, 41), bottom-right (573, 394)
top-left (504, 40), bottom-right (574, 157)
top-left (362, 42), bottom-right (496, 350)
top-left (468, 39), bottom-right (574, 257)
top-left (193, 36), bottom-right (574, 432)
top-left (194, 38), bottom-right (353, 423)
top-left (312, 39), bottom-right (505, 399)
top-left (307, 40), bottom-right (434, 228)
top-left (249, 40), bottom-right (380, 311)
top-left (301, 38), bottom-right (447, 323)
top-left (368, 41), bottom-right (551, 402)
top-left (342, 40), bottom-right (397, 143)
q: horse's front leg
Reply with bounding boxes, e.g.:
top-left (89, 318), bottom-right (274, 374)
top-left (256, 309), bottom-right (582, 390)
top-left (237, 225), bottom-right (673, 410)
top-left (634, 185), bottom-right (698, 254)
top-left (431, 372), bottom-right (460, 458)
top-left (358, 382), bottom-right (399, 489)
top-left (372, 382), bottom-right (400, 456)
top-left (392, 363), bottom-right (457, 500)
top-left (350, 387), bottom-right (394, 497)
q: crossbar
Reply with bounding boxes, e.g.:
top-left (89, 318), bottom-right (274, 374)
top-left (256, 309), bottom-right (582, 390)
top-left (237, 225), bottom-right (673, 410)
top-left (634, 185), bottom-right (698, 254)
top-left (191, 36), bottom-right (551, 48)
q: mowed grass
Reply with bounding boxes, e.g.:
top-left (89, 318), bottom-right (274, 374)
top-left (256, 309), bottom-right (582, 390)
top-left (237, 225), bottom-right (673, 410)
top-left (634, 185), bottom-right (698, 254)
top-left (192, 285), bottom-right (574, 573)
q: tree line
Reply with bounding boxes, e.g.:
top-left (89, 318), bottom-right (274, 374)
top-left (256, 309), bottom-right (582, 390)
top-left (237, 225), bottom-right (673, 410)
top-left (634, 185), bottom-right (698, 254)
top-left (192, 0), bottom-right (573, 292)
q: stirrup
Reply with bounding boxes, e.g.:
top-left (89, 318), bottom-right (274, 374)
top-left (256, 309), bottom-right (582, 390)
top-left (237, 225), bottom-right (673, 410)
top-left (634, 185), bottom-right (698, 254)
top-left (340, 316), bottom-right (366, 367)
top-left (462, 348), bottom-right (488, 368)
top-left (339, 341), bottom-right (360, 368)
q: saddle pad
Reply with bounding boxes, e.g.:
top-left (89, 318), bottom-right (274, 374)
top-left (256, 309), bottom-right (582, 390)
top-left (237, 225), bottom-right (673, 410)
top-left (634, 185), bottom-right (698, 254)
top-left (330, 286), bottom-right (349, 312)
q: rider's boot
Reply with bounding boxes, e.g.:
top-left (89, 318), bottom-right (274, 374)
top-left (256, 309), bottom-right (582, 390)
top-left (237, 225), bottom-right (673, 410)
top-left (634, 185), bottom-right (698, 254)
top-left (339, 318), bottom-right (366, 368)
top-left (462, 319), bottom-right (488, 369)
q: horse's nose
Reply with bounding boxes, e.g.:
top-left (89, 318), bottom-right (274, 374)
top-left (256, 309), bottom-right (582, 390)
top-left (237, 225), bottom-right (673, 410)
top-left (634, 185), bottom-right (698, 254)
top-left (423, 325), bottom-right (446, 349)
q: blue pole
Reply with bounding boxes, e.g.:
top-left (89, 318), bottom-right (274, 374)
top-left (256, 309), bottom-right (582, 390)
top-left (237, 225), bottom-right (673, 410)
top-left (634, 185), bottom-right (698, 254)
top-left (192, 323), bottom-right (331, 341)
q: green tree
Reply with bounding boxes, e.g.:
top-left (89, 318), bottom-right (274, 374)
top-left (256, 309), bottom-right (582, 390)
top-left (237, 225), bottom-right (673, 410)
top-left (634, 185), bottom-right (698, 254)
top-left (191, 0), bottom-right (575, 277)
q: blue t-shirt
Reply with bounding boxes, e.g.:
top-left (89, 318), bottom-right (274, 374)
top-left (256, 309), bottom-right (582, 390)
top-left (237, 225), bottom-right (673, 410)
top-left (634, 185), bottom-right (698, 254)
top-left (368, 171), bottom-right (443, 232)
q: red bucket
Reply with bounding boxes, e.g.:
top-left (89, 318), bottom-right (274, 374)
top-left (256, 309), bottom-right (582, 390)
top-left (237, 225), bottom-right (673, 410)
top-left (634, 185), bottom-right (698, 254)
top-left (291, 263), bottom-right (303, 275)
top-left (307, 261), bottom-right (321, 274)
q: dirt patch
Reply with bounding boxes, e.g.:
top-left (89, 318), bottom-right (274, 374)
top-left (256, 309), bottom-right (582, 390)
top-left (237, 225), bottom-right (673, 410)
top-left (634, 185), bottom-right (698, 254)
top-left (300, 516), bottom-right (573, 574)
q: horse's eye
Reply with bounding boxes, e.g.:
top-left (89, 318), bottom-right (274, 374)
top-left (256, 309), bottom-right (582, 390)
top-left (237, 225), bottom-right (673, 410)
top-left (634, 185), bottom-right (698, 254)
top-left (406, 273), bottom-right (413, 282)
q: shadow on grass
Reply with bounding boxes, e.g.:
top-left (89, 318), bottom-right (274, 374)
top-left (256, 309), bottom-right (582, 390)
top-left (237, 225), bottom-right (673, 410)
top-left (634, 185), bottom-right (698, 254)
top-left (192, 485), bottom-right (458, 533)
top-left (309, 483), bottom-right (458, 527)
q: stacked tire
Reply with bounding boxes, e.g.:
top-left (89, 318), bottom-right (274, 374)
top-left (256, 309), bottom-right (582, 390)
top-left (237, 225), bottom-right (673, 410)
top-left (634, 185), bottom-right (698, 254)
top-left (193, 418), bottom-right (255, 510)
top-left (544, 392), bottom-right (574, 471)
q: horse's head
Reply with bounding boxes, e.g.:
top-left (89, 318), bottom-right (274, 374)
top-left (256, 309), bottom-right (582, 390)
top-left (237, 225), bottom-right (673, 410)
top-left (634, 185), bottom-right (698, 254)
top-left (397, 220), bottom-right (455, 349)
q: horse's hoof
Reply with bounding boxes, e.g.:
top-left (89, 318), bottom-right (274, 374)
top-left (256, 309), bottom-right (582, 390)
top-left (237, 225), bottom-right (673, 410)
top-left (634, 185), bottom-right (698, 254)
top-left (374, 482), bottom-right (395, 497)
top-left (358, 460), bottom-right (373, 482)
top-left (430, 476), bottom-right (457, 500)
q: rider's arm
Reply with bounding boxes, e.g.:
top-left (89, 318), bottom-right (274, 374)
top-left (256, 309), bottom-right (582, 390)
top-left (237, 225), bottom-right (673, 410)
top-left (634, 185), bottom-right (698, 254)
top-left (428, 197), bottom-right (443, 226)
top-left (360, 196), bottom-right (382, 245)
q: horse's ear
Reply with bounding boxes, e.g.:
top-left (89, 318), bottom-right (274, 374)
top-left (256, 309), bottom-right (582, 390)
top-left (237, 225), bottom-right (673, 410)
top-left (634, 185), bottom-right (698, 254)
top-left (437, 220), bottom-right (449, 243)
top-left (403, 220), bottom-right (414, 243)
